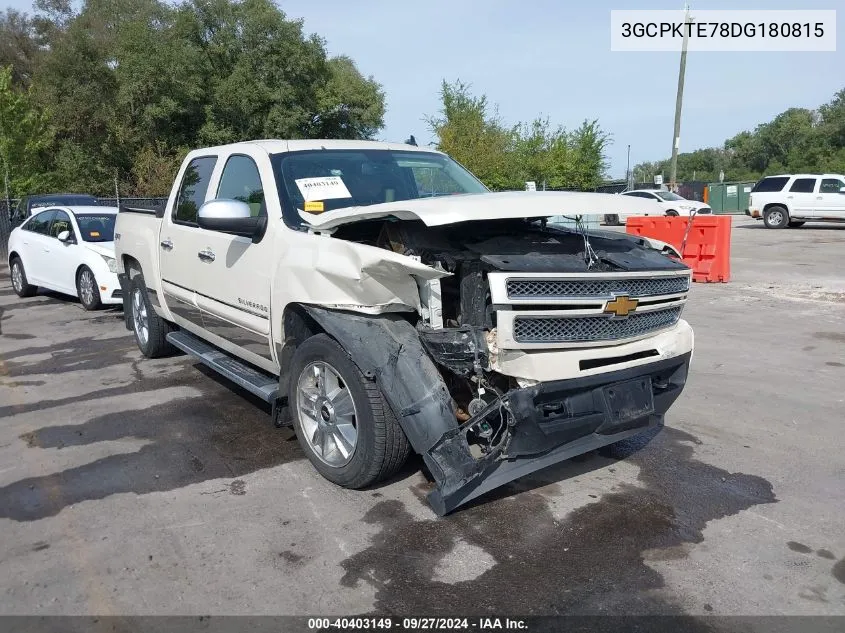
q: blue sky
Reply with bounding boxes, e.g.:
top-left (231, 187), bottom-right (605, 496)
top-left (5, 0), bottom-right (843, 177)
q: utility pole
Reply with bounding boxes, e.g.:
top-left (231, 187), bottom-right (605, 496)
top-left (626, 144), bottom-right (632, 190)
top-left (669, 4), bottom-right (691, 192)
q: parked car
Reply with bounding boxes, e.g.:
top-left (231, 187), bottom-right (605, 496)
top-left (7, 206), bottom-right (121, 310)
top-left (114, 139), bottom-right (693, 515)
top-left (10, 193), bottom-right (99, 226)
top-left (619, 189), bottom-right (712, 216)
top-left (746, 174), bottom-right (845, 228)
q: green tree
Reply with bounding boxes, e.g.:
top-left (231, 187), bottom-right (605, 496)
top-left (0, 66), bottom-right (53, 196)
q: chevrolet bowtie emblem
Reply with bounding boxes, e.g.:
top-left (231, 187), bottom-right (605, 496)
top-left (604, 295), bottom-right (639, 317)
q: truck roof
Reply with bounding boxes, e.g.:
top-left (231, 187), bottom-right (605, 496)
top-left (196, 139), bottom-right (441, 155)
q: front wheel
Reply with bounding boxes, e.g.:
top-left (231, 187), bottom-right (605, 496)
top-left (10, 257), bottom-right (37, 298)
top-left (128, 272), bottom-right (175, 358)
top-left (77, 266), bottom-right (102, 311)
top-left (763, 205), bottom-right (789, 229)
top-left (289, 334), bottom-right (410, 489)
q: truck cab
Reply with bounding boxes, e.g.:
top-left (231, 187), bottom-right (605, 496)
top-left (115, 139), bottom-right (694, 515)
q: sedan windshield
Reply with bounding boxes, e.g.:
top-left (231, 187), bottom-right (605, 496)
top-left (272, 149), bottom-right (488, 226)
top-left (655, 191), bottom-right (684, 201)
top-left (75, 214), bottom-right (116, 242)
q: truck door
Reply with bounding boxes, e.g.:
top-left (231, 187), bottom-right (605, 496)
top-left (159, 155), bottom-right (218, 331)
top-left (814, 177), bottom-right (845, 219)
top-left (190, 152), bottom-right (275, 373)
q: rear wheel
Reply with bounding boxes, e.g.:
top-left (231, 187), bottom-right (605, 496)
top-left (763, 205), bottom-right (789, 229)
top-left (77, 266), bottom-right (102, 311)
top-left (665, 209), bottom-right (679, 217)
top-left (289, 334), bottom-right (410, 489)
top-left (129, 272), bottom-right (175, 358)
top-left (10, 257), bottom-right (37, 298)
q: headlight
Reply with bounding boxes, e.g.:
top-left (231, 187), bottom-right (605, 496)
top-left (101, 254), bottom-right (118, 273)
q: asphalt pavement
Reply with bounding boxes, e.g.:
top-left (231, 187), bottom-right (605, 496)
top-left (0, 219), bottom-right (843, 621)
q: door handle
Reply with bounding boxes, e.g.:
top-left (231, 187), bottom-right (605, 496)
top-left (160, 239), bottom-right (173, 250)
top-left (816, 196), bottom-right (823, 200)
top-left (786, 195), bottom-right (793, 199)
top-left (197, 249), bottom-right (216, 262)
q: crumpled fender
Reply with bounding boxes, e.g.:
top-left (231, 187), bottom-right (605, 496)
top-left (300, 306), bottom-right (458, 454)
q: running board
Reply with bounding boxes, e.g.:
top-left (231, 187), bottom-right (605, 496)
top-left (166, 331), bottom-right (279, 403)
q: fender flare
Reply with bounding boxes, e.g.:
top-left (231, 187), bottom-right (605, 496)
top-left (299, 306), bottom-right (458, 454)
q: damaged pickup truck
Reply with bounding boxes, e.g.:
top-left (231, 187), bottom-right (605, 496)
top-left (114, 140), bottom-right (693, 515)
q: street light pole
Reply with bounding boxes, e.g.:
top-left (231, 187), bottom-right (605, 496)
top-left (669, 4), bottom-right (691, 192)
top-left (626, 144), bottom-right (632, 190)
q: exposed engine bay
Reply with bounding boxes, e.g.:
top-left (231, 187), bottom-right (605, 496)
top-left (331, 217), bottom-right (689, 463)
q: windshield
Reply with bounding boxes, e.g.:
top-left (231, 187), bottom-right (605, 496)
top-left (75, 214), bottom-right (116, 242)
top-left (272, 149), bottom-right (488, 226)
top-left (655, 191), bottom-right (684, 201)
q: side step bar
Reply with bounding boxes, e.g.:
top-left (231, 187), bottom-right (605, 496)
top-left (166, 331), bottom-right (279, 403)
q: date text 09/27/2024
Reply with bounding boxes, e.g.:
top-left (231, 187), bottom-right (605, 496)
top-left (308, 617), bottom-right (528, 630)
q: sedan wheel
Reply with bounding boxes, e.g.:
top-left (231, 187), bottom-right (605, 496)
top-left (10, 258), bottom-right (37, 298)
top-left (296, 361), bottom-right (358, 467)
top-left (77, 267), bottom-right (102, 310)
top-left (11, 262), bottom-right (23, 293)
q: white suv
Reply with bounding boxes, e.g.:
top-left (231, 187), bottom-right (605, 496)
top-left (747, 174), bottom-right (845, 229)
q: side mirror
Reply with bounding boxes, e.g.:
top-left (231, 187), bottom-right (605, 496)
top-left (197, 199), bottom-right (265, 240)
top-left (57, 230), bottom-right (74, 243)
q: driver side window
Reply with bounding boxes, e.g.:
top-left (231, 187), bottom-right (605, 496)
top-left (49, 211), bottom-right (73, 240)
top-left (216, 155), bottom-right (266, 218)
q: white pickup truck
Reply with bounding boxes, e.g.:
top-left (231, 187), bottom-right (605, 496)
top-left (114, 139), bottom-right (694, 515)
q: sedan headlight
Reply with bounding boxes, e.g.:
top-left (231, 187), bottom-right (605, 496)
top-left (101, 254), bottom-right (118, 273)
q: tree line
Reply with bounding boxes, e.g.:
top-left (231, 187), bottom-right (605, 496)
top-left (634, 88), bottom-right (845, 184)
top-left (1, 0), bottom-right (613, 200)
top-left (0, 0), bottom-right (386, 198)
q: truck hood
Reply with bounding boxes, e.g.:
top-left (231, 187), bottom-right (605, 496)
top-left (298, 191), bottom-right (665, 231)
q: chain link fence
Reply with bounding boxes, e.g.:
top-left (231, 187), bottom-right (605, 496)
top-left (1, 197), bottom-right (167, 263)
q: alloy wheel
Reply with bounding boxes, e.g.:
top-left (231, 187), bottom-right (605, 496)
top-left (296, 361), bottom-right (358, 467)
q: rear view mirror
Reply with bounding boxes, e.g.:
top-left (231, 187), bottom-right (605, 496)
top-left (57, 230), bottom-right (73, 243)
top-left (197, 199), bottom-right (266, 241)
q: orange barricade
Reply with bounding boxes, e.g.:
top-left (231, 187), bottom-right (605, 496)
top-left (625, 215), bottom-right (731, 283)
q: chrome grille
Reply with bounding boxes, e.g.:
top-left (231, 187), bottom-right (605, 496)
top-left (513, 307), bottom-right (682, 344)
top-left (506, 276), bottom-right (689, 300)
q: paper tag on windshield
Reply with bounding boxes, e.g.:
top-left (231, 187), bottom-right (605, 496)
top-left (295, 176), bottom-right (351, 202)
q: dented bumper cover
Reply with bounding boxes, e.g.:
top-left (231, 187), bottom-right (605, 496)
top-left (424, 352), bottom-right (691, 515)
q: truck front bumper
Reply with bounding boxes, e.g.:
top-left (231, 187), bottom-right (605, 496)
top-left (424, 351), bottom-right (691, 515)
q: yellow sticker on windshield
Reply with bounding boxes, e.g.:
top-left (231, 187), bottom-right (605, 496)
top-left (90, 231), bottom-right (101, 237)
top-left (304, 201), bottom-right (325, 213)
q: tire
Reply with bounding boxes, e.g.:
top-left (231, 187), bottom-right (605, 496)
top-left (288, 334), bottom-right (410, 489)
top-left (128, 272), bottom-right (175, 358)
top-left (665, 209), bottom-right (679, 217)
top-left (788, 221), bottom-right (805, 228)
top-left (77, 266), bottom-right (102, 310)
top-left (763, 205), bottom-right (789, 229)
top-left (9, 257), bottom-right (37, 298)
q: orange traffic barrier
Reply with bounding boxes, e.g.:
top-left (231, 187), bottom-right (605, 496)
top-left (625, 215), bottom-right (731, 283)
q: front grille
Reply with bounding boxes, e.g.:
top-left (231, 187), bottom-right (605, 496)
top-left (506, 276), bottom-right (689, 300)
top-left (513, 307), bottom-right (682, 344)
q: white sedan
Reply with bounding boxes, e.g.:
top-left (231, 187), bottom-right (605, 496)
top-left (7, 206), bottom-right (121, 310)
top-left (620, 189), bottom-right (712, 216)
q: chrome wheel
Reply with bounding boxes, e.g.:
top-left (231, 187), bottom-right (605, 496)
top-left (11, 262), bottom-right (23, 293)
top-left (296, 361), bottom-right (358, 467)
top-left (79, 269), bottom-right (96, 306)
top-left (767, 210), bottom-right (784, 226)
top-left (132, 287), bottom-right (149, 347)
